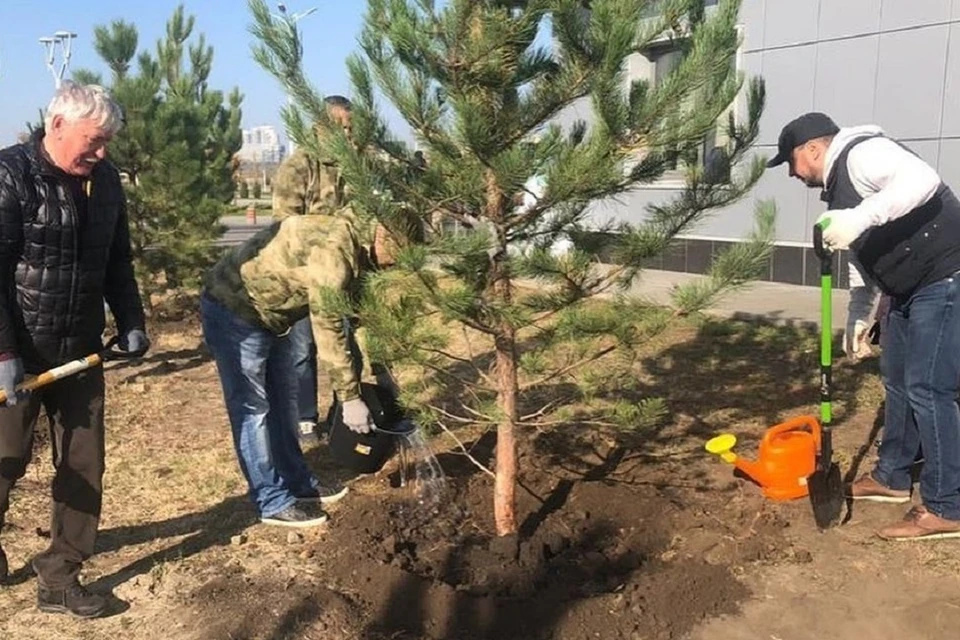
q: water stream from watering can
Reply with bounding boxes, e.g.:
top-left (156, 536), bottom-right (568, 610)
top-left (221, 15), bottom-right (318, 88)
top-left (394, 421), bottom-right (447, 519)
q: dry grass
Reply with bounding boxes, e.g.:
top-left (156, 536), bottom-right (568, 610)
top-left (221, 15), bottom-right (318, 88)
top-left (0, 299), bottom-right (952, 640)
top-left (0, 323), bottom-right (255, 638)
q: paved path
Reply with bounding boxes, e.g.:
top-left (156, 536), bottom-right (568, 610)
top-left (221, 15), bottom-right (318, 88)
top-left (622, 268), bottom-right (851, 331)
top-left (217, 215), bottom-right (270, 247)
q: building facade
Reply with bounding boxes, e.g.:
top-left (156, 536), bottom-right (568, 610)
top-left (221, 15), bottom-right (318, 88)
top-left (564, 1), bottom-right (960, 288)
top-left (238, 125), bottom-right (286, 165)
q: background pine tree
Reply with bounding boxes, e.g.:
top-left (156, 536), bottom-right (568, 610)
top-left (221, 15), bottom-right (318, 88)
top-left (251, 0), bottom-right (774, 537)
top-left (76, 5), bottom-right (244, 305)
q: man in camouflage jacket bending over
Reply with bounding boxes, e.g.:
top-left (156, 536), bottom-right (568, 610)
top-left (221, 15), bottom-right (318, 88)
top-left (270, 95), bottom-right (353, 446)
top-left (201, 204), bottom-right (399, 528)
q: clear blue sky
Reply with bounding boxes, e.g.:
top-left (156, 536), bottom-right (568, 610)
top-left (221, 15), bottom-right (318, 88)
top-left (0, 0), bottom-right (377, 144)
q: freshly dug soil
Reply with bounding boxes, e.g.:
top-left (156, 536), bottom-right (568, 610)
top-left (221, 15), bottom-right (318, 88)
top-left (307, 434), bottom-right (794, 640)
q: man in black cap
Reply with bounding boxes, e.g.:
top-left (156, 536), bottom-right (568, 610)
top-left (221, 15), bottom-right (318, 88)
top-left (769, 112), bottom-right (960, 541)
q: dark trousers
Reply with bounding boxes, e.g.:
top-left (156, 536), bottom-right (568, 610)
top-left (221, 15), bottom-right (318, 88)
top-left (0, 368), bottom-right (105, 588)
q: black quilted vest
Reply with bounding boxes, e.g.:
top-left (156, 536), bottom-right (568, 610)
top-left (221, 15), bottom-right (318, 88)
top-left (821, 135), bottom-right (960, 301)
top-left (0, 133), bottom-right (144, 372)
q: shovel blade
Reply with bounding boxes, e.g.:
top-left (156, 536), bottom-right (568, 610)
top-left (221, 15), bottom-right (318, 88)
top-left (808, 461), bottom-right (843, 530)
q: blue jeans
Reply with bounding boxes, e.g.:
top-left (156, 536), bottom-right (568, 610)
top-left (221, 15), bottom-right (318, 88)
top-left (873, 274), bottom-right (960, 520)
top-left (288, 317), bottom-right (319, 424)
top-left (200, 294), bottom-right (319, 517)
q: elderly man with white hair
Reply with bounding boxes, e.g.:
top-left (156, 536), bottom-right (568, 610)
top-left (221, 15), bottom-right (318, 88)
top-left (0, 81), bottom-right (148, 617)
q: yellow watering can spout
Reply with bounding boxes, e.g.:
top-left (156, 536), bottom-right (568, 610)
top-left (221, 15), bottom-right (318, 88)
top-left (706, 432), bottom-right (768, 484)
top-left (705, 433), bottom-right (738, 464)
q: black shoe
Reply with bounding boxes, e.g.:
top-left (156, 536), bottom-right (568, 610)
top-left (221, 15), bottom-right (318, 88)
top-left (296, 483), bottom-right (349, 505)
top-left (260, 505), bottom-right (329, 528)
top-left (0, 546), bottom-right (7, 583)
top-left (37, 582), bottom-right (107, 618)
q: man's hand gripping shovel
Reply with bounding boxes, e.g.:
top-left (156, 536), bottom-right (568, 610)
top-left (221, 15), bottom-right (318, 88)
top-left (0, 337), bottom-right (142, 406)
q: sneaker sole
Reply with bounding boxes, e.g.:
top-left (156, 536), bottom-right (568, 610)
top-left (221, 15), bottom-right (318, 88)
top-left (298, 486), bottom-right (350, 506)
top-left (260, 515), bottom-right (329, 528)
top-left (37, 603), bottom-right (106, 619)
top-left (878, 530), bottom-right (960, 541)
top-left (848, 494), bottom-right (911, 504)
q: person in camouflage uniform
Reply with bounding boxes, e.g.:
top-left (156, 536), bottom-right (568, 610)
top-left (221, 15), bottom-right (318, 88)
top-left (201, 206), bottom-right (401, 528)
top-left (270, 95), bottom-right (352, 446)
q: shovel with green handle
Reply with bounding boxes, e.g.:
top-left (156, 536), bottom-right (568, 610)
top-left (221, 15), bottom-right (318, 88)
top-left (808, 221), bottom-right (844, 530)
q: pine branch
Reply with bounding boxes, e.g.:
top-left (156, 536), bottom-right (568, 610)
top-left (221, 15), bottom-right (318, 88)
top-left (520, 344), bottom-right (618, 391)
top-left (671, 199), bottom-right (777, 315)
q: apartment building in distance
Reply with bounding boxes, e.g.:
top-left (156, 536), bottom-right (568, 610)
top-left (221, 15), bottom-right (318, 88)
top-left (238, 125), bottom-right (286, 165)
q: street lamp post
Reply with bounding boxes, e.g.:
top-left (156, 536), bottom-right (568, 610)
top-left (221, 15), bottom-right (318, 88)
top-left (39, 30), bottom-right (78, 89)
top-left (274, 2), bottom-right (317, 157)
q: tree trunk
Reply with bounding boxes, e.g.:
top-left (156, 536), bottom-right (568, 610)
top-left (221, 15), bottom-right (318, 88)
top-left (493, 323), bottom-right (519, 537)
top-left (485, 166), bottom-right (518, 537)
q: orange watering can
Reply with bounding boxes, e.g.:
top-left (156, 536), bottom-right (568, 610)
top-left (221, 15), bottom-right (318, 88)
top-left (705, 415), bottom-right (821, 501)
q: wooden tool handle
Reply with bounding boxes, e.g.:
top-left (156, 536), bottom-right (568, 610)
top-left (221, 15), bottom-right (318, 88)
top-left (0, 354), bottom-right (103, 404)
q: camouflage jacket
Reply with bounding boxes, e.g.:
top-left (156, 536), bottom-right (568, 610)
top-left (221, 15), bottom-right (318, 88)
top-left (271, 148), bottom-right (346, 219)
top-left (204, 209), bottom-right (367, 401)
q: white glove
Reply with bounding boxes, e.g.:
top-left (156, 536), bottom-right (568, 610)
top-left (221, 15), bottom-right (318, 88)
top-left (844, 319), bottom-right (872, 361)
top-left (0, 357), bottom-right (25, 406)
top-left (816, 209), bottom-right (871, 251)
top-left (342, 397), bottom-right (374, 434)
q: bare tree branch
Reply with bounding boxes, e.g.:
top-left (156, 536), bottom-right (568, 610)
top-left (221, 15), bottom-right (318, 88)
top-left (435, 419), bottom-right (496, 479)
top-left (425, 402), bottom-right (495, 425)
top-left (420, 361), bottom-right (497, 394)
top-left (421, 346), bottom-right (497, 389)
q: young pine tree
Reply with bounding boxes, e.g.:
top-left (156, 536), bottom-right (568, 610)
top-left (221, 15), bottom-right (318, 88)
top-left (251, 0), bottom-right (773, 538)
top-left (76, 5), bottom-right (243, 302)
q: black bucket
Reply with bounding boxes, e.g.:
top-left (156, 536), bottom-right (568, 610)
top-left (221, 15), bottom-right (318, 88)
top-left (327, 382), bottom-right (416, 474)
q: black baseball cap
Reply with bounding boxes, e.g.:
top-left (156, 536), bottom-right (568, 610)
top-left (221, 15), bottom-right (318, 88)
top-left (767, 112), bottom-right (840, 168)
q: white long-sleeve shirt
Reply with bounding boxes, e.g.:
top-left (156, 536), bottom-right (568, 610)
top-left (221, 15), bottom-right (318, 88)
top-left (823, 126), bottom-right (943, 326)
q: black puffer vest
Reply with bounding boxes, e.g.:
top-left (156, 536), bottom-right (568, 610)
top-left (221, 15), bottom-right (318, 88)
top-left (822, 134), bottom-right (960, 302)
top-left (0, 132), bottom-right (144, 372)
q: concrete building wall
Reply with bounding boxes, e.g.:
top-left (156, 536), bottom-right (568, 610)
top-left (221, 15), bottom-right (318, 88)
top-left (560, 1), bottom-right (960, 285)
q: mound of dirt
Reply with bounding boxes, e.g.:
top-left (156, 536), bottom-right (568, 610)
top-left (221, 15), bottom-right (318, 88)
top-left (310, 443), bottom-right (794, 640)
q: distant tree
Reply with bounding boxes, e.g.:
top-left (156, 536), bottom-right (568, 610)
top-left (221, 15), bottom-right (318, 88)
top-left (24, 108), bottom-right (45, 137)
top-left (76, 5), bottom-right (243, 302)
top-left (72, 69), bottom-right (104, 86)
